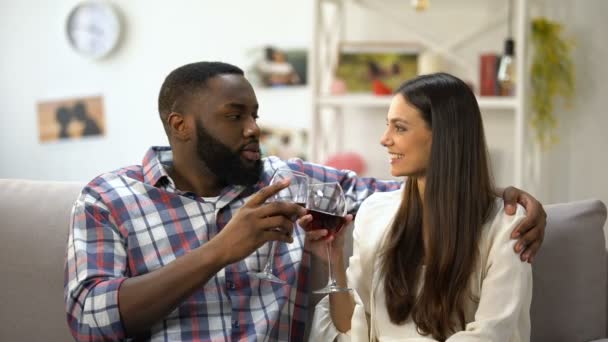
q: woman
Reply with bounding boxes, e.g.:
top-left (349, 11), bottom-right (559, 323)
top-left (310, 73), bottom-right (532, 341)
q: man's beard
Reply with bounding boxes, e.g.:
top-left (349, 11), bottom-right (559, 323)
top-left (195, 120), bottom-right (262, 186)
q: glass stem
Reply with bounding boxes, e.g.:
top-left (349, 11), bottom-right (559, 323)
top-left (326, 243), bottom-right (337, 287)
top-left (264, 241), bottom-right (277, 273)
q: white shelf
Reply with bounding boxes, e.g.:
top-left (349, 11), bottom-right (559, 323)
top-left (317, 94), bottom-right (518, 110)
top-left (317, 94), bottom-right (391, 107)
top-left (477, 96), bottom-right (518, 110)
top-left (311, 0), bottom-right (528, 187)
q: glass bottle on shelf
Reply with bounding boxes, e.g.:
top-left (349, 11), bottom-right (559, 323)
top-left (497, 38), bottom-right (515, 96)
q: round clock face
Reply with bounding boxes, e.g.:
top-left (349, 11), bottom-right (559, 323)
top-left (66, 1), bottom-right (122, 59)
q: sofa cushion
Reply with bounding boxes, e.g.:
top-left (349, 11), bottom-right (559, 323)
top-left (531, 199), bottom-right (607, 342)
top-left (0, 179), bottom-right (83, 341)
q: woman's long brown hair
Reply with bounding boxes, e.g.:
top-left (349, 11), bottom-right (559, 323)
top-left (379, 73), bottom-right (495, 340)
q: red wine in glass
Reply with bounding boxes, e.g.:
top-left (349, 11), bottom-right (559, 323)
top-left (307, 209), bottom-right (346, 238)
top-left (307, 182), bottom-right (352, 294)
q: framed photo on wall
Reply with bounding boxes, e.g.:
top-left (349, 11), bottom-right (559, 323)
top-left (335, 42), bottom-right (421, 94)
top-left (260, 126), bottom-right (308, 160)
top-left (247, 45), bottom-right (308, 88)
top-left (37, 95), bottom-right (106, 143)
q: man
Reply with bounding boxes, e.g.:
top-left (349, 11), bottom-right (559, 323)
top-left (65, 62), bottom-right (546, 341)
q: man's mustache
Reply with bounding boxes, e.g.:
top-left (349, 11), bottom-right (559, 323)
top-left (240, 140), bottom-right (260, 152)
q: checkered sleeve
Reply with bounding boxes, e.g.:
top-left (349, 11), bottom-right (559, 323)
top-left (64, 186), bottom-right (128, 341)
top-left (284, 158), bottom-right (403, 214)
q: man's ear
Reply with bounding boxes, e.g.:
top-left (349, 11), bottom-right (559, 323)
top-left (167, 112), bottom-right (192, 141)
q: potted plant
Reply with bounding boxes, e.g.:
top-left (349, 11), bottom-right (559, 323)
top-left (529, 17), bottom-right (575, 148)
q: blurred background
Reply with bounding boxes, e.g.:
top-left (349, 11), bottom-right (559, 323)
top-left (0, 0), bottom-right (606, 227)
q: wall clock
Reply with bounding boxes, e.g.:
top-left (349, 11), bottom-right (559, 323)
top-left (66, 1), bottom-right (122, 59)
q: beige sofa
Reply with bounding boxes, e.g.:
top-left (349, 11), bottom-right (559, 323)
top-left (0, 178), bottom-right (606, 341)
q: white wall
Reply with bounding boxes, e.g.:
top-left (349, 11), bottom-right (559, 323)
top-left (531, 0), bottom-right (608, 206)
top-left (0, 0), bottom-right (312, 182)
top-left (1, 0), bottom-right (607, 221)
top-left (531, 0), bottom-right (608, 244)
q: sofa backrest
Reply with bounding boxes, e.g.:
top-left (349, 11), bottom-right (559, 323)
top-left (0, 179), bottom-right (83, 341)
top-left (1, 179), bottom-right (606, 341)
top-left (531, 199), bottom-right (607, 342)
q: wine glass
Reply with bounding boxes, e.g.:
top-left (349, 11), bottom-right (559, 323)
top-left (307, 182), bottom-right (351, 294)
top-left (248, 169), bottom-right (309, 284)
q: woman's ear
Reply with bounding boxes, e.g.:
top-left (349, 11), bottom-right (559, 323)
top-left (167, 112), bottom-right (192, 142)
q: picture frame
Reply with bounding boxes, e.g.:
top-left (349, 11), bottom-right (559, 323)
top-left (248, 46), bottom-right (308, 88)
top-left (260, 126), bottom-right (308, 160)
top-left (334, 42), bottom-right (421, 94)
top-left (37, 95), bottom-right (106, 143)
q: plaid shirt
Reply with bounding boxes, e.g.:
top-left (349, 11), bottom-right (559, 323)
top-left (64, 146), bottom-right (400, 342)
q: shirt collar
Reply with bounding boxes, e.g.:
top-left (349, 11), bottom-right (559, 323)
top-left (141, 146), bottom-right (269, 205)
top-left (142, 146), bottom-right (173, 187)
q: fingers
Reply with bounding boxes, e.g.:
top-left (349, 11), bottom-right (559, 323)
top-left (305, 214), bottom-right (353, 247)
top-left (257, 201), bottom-right (307, 219)
top-left (262, 230), bottom-right (294, 244)
top-left (514, 224), bottom-right (541, 254)
top-left (334, 214), bottom-right (353, 239)
top-left (302, 213), bottom-right (331, 243)
top-left (305, 229), bottom-right (328, 242)
top-left (247, 179), bottom-right (290, 206)
top-left (502, 186), bottom-right (520, 215)
top-left (520, 191), bottom-right (547, 224)
top-left (297, 214), bottom-right (313, 229)
top-left (511, 206), bottom-right (546, 239)
top-left (511, 216), bottom-right (533, 238)
top-left (260, 216), bottom-right (295, 236)
top-left (520, 241), bottom-right (541, 263)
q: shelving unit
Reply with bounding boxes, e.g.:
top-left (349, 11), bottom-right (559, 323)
top-left (317, 94), bottom-right (519, 110)
top-left (310, 0), bottom-right (529, 187)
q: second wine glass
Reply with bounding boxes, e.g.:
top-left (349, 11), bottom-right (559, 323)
top-left (248, 169), bottom-right (309, 284)
top-left (307, 181), bottom-right (352, 294)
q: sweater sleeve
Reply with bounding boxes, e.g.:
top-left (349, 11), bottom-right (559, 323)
top-left (447, 205), bottom-right (532, 342)
top-left (310, 199), bottom-right (377, 342)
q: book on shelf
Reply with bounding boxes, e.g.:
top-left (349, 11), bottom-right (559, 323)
top-left (480, 53), bottom-right (499, 96)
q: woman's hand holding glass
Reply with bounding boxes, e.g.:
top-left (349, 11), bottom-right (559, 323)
top-left (301, 182), bottom-right (352, 294)
top-left (301, 214), bottom-right (353, 267)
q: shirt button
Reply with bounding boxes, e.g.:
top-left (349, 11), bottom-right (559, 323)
top-left (232, 320), bottom-right (240, 329)
top-left (226, 281), bottom-right (236, 290)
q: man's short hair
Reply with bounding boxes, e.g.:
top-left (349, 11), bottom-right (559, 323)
top-left (157, 61), bottom-right (244, 131)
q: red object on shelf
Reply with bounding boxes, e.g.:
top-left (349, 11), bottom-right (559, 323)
top-left (372, 80), bottom-right (393, 95)
top-left (480, 53), bottom-right (498, 96)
